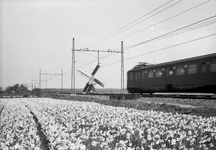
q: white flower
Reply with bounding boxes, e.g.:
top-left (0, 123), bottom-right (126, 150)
top-left (91, 140), bottom-right (98, 147)
top-left (188, 130), bottom-right (192, 135)
top-left (171, 139), bottom-right (176, 145)
top-left (79, 144), bottom-right (86, 150)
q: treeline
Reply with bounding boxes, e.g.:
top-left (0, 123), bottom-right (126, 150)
top-left (2, 84), bottom-right (28, 94)
top-left (0, 84), bottom-right (42, 97)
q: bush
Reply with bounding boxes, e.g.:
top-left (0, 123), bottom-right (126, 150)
top-left (31, 88), bottom-right (41, 97)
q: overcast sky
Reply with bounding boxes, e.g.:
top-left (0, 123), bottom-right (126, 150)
top-left (0, 0), bottom-right (215, 90)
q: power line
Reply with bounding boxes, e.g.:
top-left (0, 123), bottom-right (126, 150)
top-left (47, 57), bottom-right (70, 74)
top-left (101, 33), bottom-right (216, 67)
top-left (89, 0), bottom-right (183, 48)
top-left (84, 0), bottom-right (177, 48)
top-left (40, 69), bottom-right (63, 90)
top-left (97, 0), bottom-right (212, 47)
top-left (125, 15), bottom-right (216, 50)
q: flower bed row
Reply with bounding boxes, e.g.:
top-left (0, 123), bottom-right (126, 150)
top-left (0, 99), bottom-right (41, 150)
top-left (23, 98), bottom-right (216, 150)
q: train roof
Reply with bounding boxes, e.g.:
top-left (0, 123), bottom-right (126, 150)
top-left (128, 53), bottom-right (216, 72)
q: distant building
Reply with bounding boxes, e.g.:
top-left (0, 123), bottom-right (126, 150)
top-left (18, 84), bottom-right (28, 94)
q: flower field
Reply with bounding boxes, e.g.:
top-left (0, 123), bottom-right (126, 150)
top-left (0, 98), bottom-right (216, 150)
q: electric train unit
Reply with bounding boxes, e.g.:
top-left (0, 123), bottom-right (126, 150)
top-left (127, 53), bottom-right (216, 94)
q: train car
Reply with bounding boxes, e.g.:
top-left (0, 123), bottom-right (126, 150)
top-left (127, 53), bottom-right (216, 94)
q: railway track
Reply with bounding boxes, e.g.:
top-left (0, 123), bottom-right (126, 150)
top-left (141, 93), bottom-right (216, 100)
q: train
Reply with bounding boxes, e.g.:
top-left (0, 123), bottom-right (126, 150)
top-left (127, 53), bottom-right (216, 94)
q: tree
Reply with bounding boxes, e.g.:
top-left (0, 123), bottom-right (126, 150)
top-left (4, 84), bottom-right (20, 94)
top-left (5, 86), bottom-right (12, 94)
top-left (0, 87), bottom-right (3, 94)
top-left (18, 84), bottom-right (28, 93)
top-left (31, 88), bottom-right (41, 97)
top-left (13, 84), bottom-right (19, 93)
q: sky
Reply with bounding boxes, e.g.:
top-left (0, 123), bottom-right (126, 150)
top-left (0, 0), bottom-right (215, 90)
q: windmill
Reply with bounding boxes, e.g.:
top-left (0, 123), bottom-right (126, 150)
top-left (78, 64), bottom-right (104, 94)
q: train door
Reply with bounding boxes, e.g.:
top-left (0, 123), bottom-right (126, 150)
top-left (165, 66), bottom-right (175, 91)
top-left (134, 71), bottom-right (141, 87)
top-left (127, 72), bottom-right (134, 88)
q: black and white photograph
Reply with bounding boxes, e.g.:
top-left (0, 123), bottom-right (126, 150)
top-left (0, 0), bottom-right (216, 149)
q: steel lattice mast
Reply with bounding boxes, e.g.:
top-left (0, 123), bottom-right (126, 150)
top-left (121, 41), bottom-right (124, 93)
top-left (71, 38), bottom-right (76, 95)
top-left (71, 38), bottom-right (124, 94)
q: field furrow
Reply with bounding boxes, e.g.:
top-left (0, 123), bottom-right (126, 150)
top-left (26, 105), bottom-right (51, 150)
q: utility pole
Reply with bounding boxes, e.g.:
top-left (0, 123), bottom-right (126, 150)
top-left (121, 41), bottom-right (124, 93)
top-left (32, 78), bottom-right (39, 89)
top-left (45, 77), bottom-right (47, 88)
top-left (61, 69), bottom-right (63, 92)
top-left (71, 38), bottom-right (75, 95)
top-left (31, 77), bottom-right (33, 90)
top-left (41, 78), bottom-right (47, 89)
top-left (39, 69), bottom-right (41, 89)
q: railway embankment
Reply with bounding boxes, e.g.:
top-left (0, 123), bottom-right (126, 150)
top-left (44, 93), bottom-right (216, 118)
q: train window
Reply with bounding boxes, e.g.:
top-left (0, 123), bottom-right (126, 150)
top-left (201, 63), bottom-right (207, 73)
top-left (166, 68), bottom-right (173, 76)
top-left (176, 65), bottom-right (185, 75)
top-left (135, 72), bottom-right (140, 80)
top-left (142, 71), bottom-right (145, 78)
top-left (156, 69), bottom-right (162, 77)
top-left (210, 60), bottom-right (216, 72)
top-left (148, 70), bottom-right (154, 78)
top-left (187, 64), bottom-right (197, 74)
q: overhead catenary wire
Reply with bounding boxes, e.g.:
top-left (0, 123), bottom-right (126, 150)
top-left (84, 0), bottom-right (178, 49)
top-left (100, 33), bottom-right (216, 67)
top-left (97, 0), bottom-right (212, 47)
top-left (125, 15), bottom-right (216, 50)
top-left (77, 15), bottom-right (216, 71)
top-left (88, 0), bottom-right (184, 48)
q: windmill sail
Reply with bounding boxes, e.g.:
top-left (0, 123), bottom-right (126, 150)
top-left (94, 78), bottom-right (104, 87)
top-left (78, 69), bottom-right (91, 79)
top-left (78, 64), bottom-right (104, 94)
top-left (91, 64), bottom-right (100, 76)
top-left (83, 83), bottom-right (90, 93)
